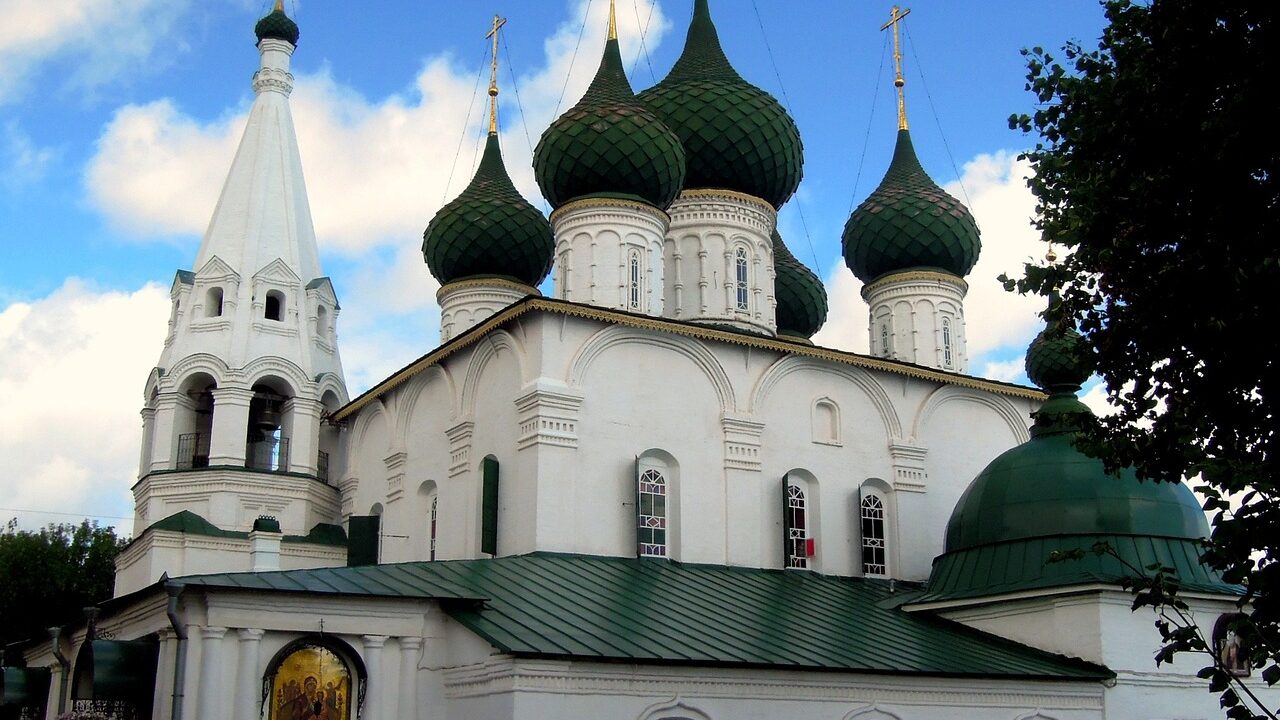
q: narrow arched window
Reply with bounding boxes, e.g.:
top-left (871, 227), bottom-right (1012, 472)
top-left (786, 484), bottom-right (809, 569)
top-left (429, 495), bottom-right (438, 561)
top-left (861, 494), bottom-right (886, 576)
top-left (206, 287), bottom-right (224, 318)
top-left (629, 250), bottom-right (642, 310)
top-left (265, 290), bottom-right (285, 321)
top-left (316, 305), bottom-right (329, 339)
top-left (638, 468), bottom-right (667, 557)
top-left (942, 317), bottom-right (954, 368)
top-left (735, 247), bottom-right (749, 311)
top-left (880, 323), bottom-right (891, 357)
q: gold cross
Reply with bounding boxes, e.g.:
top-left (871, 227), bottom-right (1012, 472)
top-left (880, 5), bottom-right (912, 130)
top-left (486, 14), bottom-right (507, 134)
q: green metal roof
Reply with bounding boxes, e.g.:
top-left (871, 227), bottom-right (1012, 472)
top-left (141, 510), bottom-right (346, 547)
top-left (637, 0), bottom-right (803, 209)
top-left (772, 229), bottom-right (827, 340)
top-left (172, 553), bottom-right (1109, 679)
top-left (424, 133), bottom-right (554, 286)
top-left (843, 129), bottom-right (980, 282)
top-left (254, 6), bottom-right (299, 46)
top-left (534, 36), bottom-right (686, 210)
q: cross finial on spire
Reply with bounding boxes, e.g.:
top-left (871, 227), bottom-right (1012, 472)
top-left (880, 5), bottom-right (912, 131)
top-left (486, 14), bottom-right (507, 135)
top-left (607, 0), bottom-right (618, 41)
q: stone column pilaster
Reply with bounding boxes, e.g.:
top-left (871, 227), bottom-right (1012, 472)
top-left (236, 628), bottom-right (265, 720)
top-left (397, 637), bottom-right (422, 720)
top-left (362, 635), bottom-right (388, 720)
top-left (209, 387), bottom-right (255, 466)
top-left (198, 626), bottom-right (228, 720)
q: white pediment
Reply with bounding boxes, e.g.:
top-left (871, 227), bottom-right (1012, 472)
top-left (195, 255), bottom-right (239, 282)
top-left (253, 257), bottom-right (301, 285)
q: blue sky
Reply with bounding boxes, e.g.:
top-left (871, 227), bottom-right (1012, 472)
top-left (0, 0), bottom-right (1109, 529)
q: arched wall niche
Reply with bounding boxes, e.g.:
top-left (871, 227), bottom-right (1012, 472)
top-left (569, 325), bottom-right (737, 413)
top-left (812, 396), bottom-right (841, 445)
top-left (260, 635), bottom-right (367, 720)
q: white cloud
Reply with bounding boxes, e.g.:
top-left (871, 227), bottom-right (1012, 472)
top-left (0, 0), bottom-right (190, 104)
top-left (816, 151), bottom-right (1047, 380)
top-left (0, 280), bottom-right (169, 531)
top-left (1, 121), bottom-right (57, 189)
top-left (981, 358), bottom-right (1026, 383)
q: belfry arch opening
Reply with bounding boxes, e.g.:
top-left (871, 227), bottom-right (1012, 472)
top-left (175, 373), bottom-right (216, 469)
top-left (247, 378), bottom-right (294, 472)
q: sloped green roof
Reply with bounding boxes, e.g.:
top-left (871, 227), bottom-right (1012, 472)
top-left (534, 37), bottom-right (685, 209)
top-left (254, 6), bottom-right (299, 46)
top-left (424, 133), bottom-right (554, 286)
top-left (172, 553), bottom-right (1108, 679)
top-left (638, 0), bottom-right (803, 209)
top-left (143, 511), bottom-right (346, 547)
top-left (843, 129), bottom-right (980, 282)
top-left (772, 229), bottom-right (827, 339)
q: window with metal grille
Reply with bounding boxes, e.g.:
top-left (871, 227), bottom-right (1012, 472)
top-left (942, 317), bottom-right (954, 367)
top-left (629, 250), bottom-right (642, 309)
top-left (638, 468), bottom-right (667, 557)
top-left (786, 484), bottom-right (809, 569)
top-left (880, 323), bottom-right (891, 357)
top-left (735, 247), bottom-right (749, 311)
top-left (861, 494), bottom-right (887, 575)
top-left (429, 495), bottom-right (438, 561)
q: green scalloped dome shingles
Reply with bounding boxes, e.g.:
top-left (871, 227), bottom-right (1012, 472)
top-left (254, 8), bottom-right (299, 46)
top-left (772, 230), bottom-right (827, 339)
top-left (842, 130), bottom-right (980, 283)
top-left (637, 0), bottom-right (803, 209)
top-left (424, 134), bottom-right (554, 286)
top-left (1025, 322), bottom-right (1092, 391)
top-left (534, 37), bottom-right (686, 210)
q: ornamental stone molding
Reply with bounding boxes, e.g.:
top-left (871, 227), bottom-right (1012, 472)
top-left (515, 382), bottom-right (585, 451)
top-left (446, 419), bottom-right (475, 476)
top-left (888, 442), bottom-right (929, 493)
top-left (721, 414), bottom-right (765, 472)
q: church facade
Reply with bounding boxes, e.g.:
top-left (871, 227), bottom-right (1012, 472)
top-left (4, 3), bottom-right (1270, 720)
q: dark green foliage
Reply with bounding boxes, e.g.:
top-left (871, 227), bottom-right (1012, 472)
top-left (0, 520), bottom-right (126, 645)
top-left (637, 0), bottom-right (803, 209)
top-left (1006, 0), bottom-right (1279, 715)
top-left (843, 130), bottom-right (981, 283)
top-left (424, 134), bottom-right (554, 286)
top-left (534, 38), bottom-right (686, 210)
top-left (772, 229), bottom-right (827, 339)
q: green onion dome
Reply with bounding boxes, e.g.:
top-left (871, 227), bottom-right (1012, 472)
top-left (842, 130), bottom-right (981, 283)
top-left (919, 317), bottom-right (1229, 602)
top-left (533, 35), bottom-right (686, 210)
top-left (255, 4), bottom-right (299, 46)
top-left (423, 133), bottom-right (554, 286)
top-left (637, 0), bottom-right (803, 209)
top-left (772, 229), bottom-right (827, 340)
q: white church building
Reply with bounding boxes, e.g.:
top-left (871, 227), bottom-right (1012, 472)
top-left (4, 2), bottom-right (1269, 719)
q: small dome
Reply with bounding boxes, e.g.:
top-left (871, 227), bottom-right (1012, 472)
top-left (842, 130), bottom-right (980, 283)
top-left (637, 0), bottom-right (803, 209)
top-left (772, 229), bottom-right (827, 340)
top-left (255, 4), bottom-right (299, 46)
top-left (424, 134), bottom-right (554, 286)
top-left (1025, 322), bottom-right (1092, 391)
top-left (534, 36), bottom-right (686, 210)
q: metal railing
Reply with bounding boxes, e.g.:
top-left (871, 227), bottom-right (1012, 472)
top-left (176, 432), bottom-right (210, 470)
top-left (247, 436), bottom-right (290, 473)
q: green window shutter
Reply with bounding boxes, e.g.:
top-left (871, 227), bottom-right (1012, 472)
top-left (781, 473), bottom-right (792, 568)
top-left (347, 515), bottom-right (380, 566)
top-left (634, 455), bottom-right (641, 558)
top-left (481, 456), bottom-right (500, 556)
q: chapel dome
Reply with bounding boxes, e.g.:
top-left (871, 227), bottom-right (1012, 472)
top-left (772, 229), bottom-right (827, 340)
top-left (255, 3), bottom-right (300, 46)
top-left (842, 130), bottom-right (980, 283)
top-left (637, 0), bottom-right (803, 209)
top-left (423, 133), bottom-right (554, 287)
top-left (534, 34), bottom-right (686, 210)
top-left (922, 314), bottom-right (1227, 602)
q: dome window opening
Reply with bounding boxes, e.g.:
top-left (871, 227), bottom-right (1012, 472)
top-left (735, 247), bottom-right (749, 311)
top-left (785, 483), bottom-right (810, 570)
top-left (629, 250), bottom-right (642, 310)
top-left (637, 468), bottom-right (668, 558)
top-left (265, 290), bottom-right (285, 321)
top-left (942, 318), bottom-right (954, 368)
top-left (429, 495), bottom-right (439, 561)
top-left (206, 287), bottom-right (224, 318)
top-left (861, 494), bottom-right (887, 576)
top-left (880, 323), bottom-right (892, 358)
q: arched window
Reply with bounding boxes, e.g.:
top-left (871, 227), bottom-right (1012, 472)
top-left (880, 323), bottom-right (891, 357)
top-left (942, 317), bottom-right (954, 368)
top-left (265, 290), bottom-right (285, 321)
top-left (629, 250), bottom-right (642, 310)
top-left (813, 398), bottom-right (840, 445)
top-left (316, 305), bottom-right (329, 339)
top-left (206, 287), bottom-right (224, 318)
top-left (734, 247), bottom-right (749, 311)
top-left (785, 483), bottom-right (809, 569)
top-left (263, 638), bottom-right (365, 720)
top-left (429, 495), bottom-right (439, 561)
top-left (637, 468), bottom-right (667, 557)
top-left (861, 494), bottom-right (887, 576)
